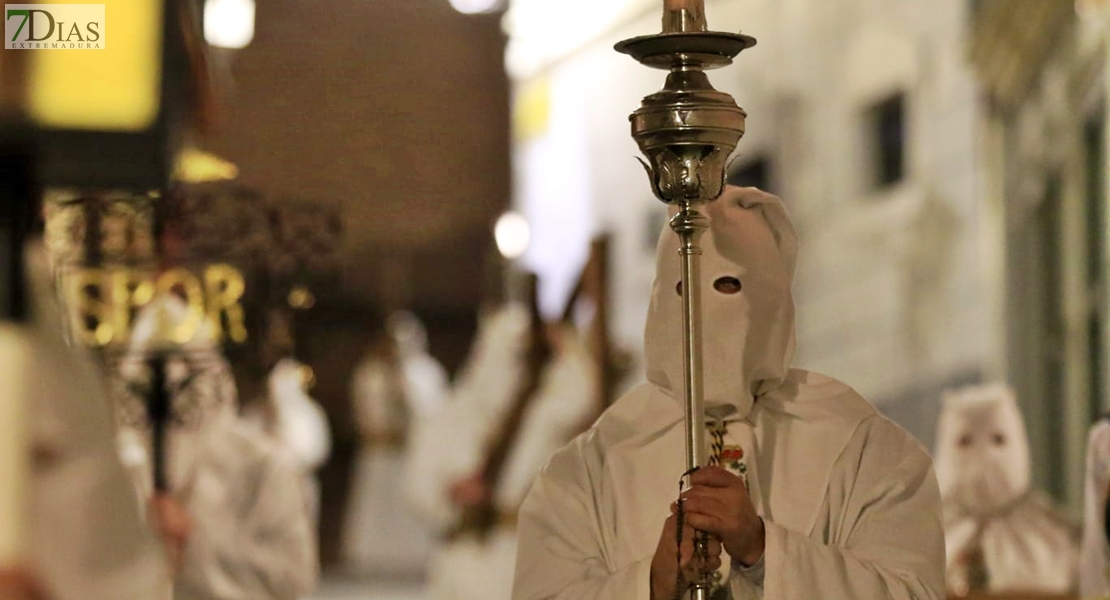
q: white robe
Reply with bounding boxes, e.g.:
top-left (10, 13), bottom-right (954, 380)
top-left (263, 359), bottom-right (332, 525)
top-left (118, 406), bottom-right (320, 600)
top-left (117, 296), bottom-right (319, 600)
top-left (173, 421), bottom-right (319, 600)
top-left (267, 360), bottom-right (331, 472)
top-left (934, 383), bottom-right (1078, 595)
top-left (342, 349), bottom-right (447, 577)
top-left (1080, 419), bottom-right (1110, 598)
top-left (512, 370), bottom-right (945, 600)
top-left (21, 242), bottom-right (170, 600)
top-left (406, 308), bottom-right (597, 600)
top-left (942, 491), bottom-right (1077, 594)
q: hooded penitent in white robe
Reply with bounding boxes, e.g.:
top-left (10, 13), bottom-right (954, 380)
top-left (935, 383), bottom-right (1078, 596)
top-left (512, 186), bottom-right (945, 600)
top-left (342, 311), bottom-right (449, 576)
top-left (406, 304), bottom-right (597, 600)
top-left (115, 295), bottom-right (319, 600)
top-left (19, 241), bottom-right (170, 600)
top-left (259, 357), bottom-right (331, 524)
top-left (1081, 417), bottom-right (1110, 598)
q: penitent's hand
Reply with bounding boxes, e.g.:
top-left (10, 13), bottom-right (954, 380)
top-left (0, 566), bottom-right (49, 600)
top-left (674, 466), bottom-right (765, 567)
top-left (149, 493), bottom-right (192, 573)
top-left (448, 472), bottom-right (492, 510)
top-left (649, 513), bottom-right (722, 600)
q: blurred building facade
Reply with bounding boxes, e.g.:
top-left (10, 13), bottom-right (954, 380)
top-left (970, 0), bottom-right (1110, 508)
top-left (506, 0), bottom-right (1110, 511)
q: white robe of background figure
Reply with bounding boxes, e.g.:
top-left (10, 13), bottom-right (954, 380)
top-left (258, 357), bottom-right (332, 526)
top-left (116, 295), bottom-right (319, 600)
top-left (1078, 416), bottom-right (1110, 598)
top-left (935, 382), bottom-right (1079, 596)
top-left (513, 187), bottom-right (945, 600)
top-left (406, 302), bottom-right (597, 600)
top-left (342, 311), bottom-right (449, 577)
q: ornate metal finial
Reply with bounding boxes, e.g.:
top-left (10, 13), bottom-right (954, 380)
top-left (615, 12), bottom-right (755, 204)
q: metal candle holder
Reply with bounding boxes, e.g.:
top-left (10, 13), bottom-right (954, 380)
top-left (616, 5), bottom-right (755, 599)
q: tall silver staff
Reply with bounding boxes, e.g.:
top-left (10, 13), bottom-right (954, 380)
top-left (616, 2), bottom-right (754, 599)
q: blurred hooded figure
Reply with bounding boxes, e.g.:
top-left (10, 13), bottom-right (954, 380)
top-left (934, 383), bottom-right (1078, 596)
top-left (115, 294), bottom-right (319, 600)
top-left (247, 357), bottom-right (331, 525)
top-left (513, 187), bottom-right (945, 600)
top-left (1080, 416), bottom-right (1110, 599)
top-left (14, 241), bottom-right (172, 600)
top-left (406, 284), bottom-right (597, 600)
top-left (342, 311), bottom-right (449, 576)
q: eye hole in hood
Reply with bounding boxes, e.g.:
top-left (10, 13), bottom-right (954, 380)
top-left (675, 276), bottom-right (744, 297)
top-left (713, 276), bottom-right (742, 295)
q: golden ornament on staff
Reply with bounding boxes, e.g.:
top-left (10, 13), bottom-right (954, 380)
top-left (616, 1), bottom-right (755, 598)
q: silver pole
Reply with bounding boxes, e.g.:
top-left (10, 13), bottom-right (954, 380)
top-left (674, 203), bottom-right (708, 473)
top-left (616, 3), bottom-right (755, 598)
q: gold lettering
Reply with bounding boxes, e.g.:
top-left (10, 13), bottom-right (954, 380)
top-left (61, 264), bottom-right (250, 347)
top-left (110, 269), bottom-right (154, 339)
top-left (204, 264), bottom-right (248, 344)
top-left (154, 268), bottom-right (206, 345)
top-left (64, 269), bottom-right (113, 346)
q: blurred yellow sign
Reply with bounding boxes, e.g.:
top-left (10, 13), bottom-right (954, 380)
top-left (174, 148), bottom-right (240, 183)
top-left (24, 0), bottom-right (162, 131)
top-left (513, 76), bottom-right (550, 143)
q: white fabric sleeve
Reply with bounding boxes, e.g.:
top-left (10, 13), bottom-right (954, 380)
top-left (513, 436), bottom-right (652, 600)
top-left (734, 552), bottom-right (765, 586)
top-left (1080, 420), bottom-right (1110, 599)
top-left (177, 452), bottom-right (318, 600)
top-left (730, 417), bottom-right (945, 600)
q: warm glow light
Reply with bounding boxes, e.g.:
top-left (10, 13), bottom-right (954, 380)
top-left (503, 0), bottom-right (647, 80)
top-left (495, 212), bottom-right (530, 259)
top-left (204, 0), bottom-right (254, 49)
top-left (174, 148), bottom-right (240, 183)
top-left (449, 0), bottom-right (501, 15)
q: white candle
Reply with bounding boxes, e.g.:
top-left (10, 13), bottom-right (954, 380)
top-left (664, 0), bottom-right (698, 10)
top-left (662, 0), bottom-right (706, 32)
top-left (0, 324), bottom-right (30, 564)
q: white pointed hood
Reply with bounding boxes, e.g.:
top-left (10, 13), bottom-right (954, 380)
top-left (644, 186), bottom-right (798, 418)
top-left (268, 357), bottom-right (331, 471)
top-left (933, 383), bottom-right (1031, 513)
top-left (386, 310), bottom-right (430, 358)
